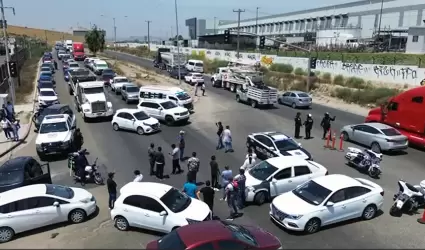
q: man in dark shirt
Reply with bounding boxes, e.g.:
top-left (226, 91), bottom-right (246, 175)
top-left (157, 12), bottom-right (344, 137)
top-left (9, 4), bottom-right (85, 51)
top-left (148, 143), bottom-right (156, 176)
top-left (155, 146), bottom-right (165, 180)
top-left (210, 155), bottom-right (219, 188)
top-left (107, 172), bottom-right (117, 209)
top-left (197, 180), bottom-right (215, 212)
top-left (216, 122), bottom-right (224, 150)
top-left (178, 131), bottom-right (185, 161)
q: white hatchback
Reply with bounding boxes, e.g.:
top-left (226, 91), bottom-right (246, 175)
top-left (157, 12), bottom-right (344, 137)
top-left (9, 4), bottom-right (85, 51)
top-left (270, 174), bottom-right (384, 234)
top-left (111, 182), bottom-right (211, 233)
top-left (184, 73), bottom-right (204, 86)
top-left (0, 184), bottom-right (97, 243)
top-left (112, 108), bottom-right (160, 135)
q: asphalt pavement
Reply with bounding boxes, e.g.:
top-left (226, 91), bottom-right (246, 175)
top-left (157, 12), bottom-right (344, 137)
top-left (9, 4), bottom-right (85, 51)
top-left (6, 51), bottom-right (425, 248)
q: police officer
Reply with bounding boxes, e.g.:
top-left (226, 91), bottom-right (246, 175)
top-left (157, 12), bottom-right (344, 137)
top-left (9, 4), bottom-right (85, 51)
top-left (53, 60), bottom-right (58, 70)
top-left (303, 114), bottom-right (314, 139)
top-left (74, 128), bottom-right (84, 150)
top-left (320, 112), bottom-right (336, 139)
top-left (294, 112), bottom-right (302, 139)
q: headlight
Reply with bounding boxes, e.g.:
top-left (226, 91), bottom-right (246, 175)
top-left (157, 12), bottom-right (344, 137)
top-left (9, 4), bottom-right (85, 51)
top-left (186, 218), bottom-right (200, 224)
top-left (288, 214), bottom-right (303, 220)
top-left (83, 109), bottom-right (90, 112)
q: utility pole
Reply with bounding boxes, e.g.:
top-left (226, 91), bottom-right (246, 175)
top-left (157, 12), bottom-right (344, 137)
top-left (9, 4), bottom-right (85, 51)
top-left (255, 7), bottom-right (259, 50)
top-left (113, 17), bottom-right (117, 49)
top-left (170, 26), bottom-right (174, 40)
top-left (233, 8), bottom-right (245, 58)
top-left (174, 0), bottom-right (181, 85)
top-left (377, 0), bottom-right (384, 41)
top-left (0, 0), bottom-right (15, 104)
top-left (214, 17), bottom-right (217, 35)
top-left (145, 20), bottom-right (151, 50)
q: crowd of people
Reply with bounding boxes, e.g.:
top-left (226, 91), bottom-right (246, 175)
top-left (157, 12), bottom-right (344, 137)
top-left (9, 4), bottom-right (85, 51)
top-left (0, 101), bottom-right (20, 141)
top-left (294, 112), bottom-right (336, 140)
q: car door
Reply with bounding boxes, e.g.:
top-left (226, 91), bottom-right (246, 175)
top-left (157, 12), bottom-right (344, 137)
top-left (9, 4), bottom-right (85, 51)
top-left (269, 167), bottom-right (293, 197)
top-left (121, 85), bottom-right (127, 98)
top-left (138, 196), bottom-right (171, 232)
top-left (27, 159), bottom-right (52, 185)
top-left (351, 125), bottom-right (369, 145)
top-left (291, 165), bottom-right (313, 187)
top-left (360, 125), bottom-right (381, 147)
top-left (149, 103), bottom-right (162, 119)
top-left (62, 106), bottom-right (76, 127)
top-left (139, 102), bottom-right (155, 117)
top-left (127, 113), bottom-right (138, 131)
top-left (289, 92), bottom-right (297, 105)
top-left (321, 188), bottom-right (351, 225)
top-left (116, 112), bottom-right (132, 130)
top-left (29, 196), bottom-right (63, 227)
top-left (343, 186), bottom-right (373, 219)
top-left (280, 92), bottom-right (290, 105)
top-left (253, 135), bottom-right (277, 159)
top-left (0, 198), bottom-right (46, 233)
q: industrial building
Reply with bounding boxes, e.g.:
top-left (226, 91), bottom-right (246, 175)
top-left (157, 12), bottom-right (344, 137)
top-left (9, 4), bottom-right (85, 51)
top-left (215, 0), bottom-right (425, 46)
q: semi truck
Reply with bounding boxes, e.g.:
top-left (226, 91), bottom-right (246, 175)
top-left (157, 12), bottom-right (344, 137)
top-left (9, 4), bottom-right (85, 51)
top-left (154, 50), bottom-right (186, 72)
top-left (73, 42), bottom-right (86, 61)
top-left (153, 48), bottom-right (171, 68)
top-left (365, 86), bottom-right (425, 147)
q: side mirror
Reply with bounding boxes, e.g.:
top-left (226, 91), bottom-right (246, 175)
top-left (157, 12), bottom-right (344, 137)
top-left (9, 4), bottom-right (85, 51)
top-left (298, 143), bottom-right (302, 147)
top-left (53, 201), bottom-right (60, 207)
top-left (159, 210), bottom-right (167, 216)
top-left (157, 107), bottom-right (162, 110)
top-left (271, 178), bottom-right (277, 183)
top-left (326, 201), bottom-right (334, 207)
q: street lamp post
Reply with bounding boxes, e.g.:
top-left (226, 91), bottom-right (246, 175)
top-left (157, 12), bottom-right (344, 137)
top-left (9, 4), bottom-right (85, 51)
top-left (174, 0), bottom-right (181, 85)
top-left (0, 0), bottom-right (16, 104)
top-left (101, 15), bottom-right (127, 48)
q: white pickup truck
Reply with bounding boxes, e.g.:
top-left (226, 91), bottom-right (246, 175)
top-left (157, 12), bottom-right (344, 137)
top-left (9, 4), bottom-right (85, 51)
top-left (235, 83), bottom-right (278, 109)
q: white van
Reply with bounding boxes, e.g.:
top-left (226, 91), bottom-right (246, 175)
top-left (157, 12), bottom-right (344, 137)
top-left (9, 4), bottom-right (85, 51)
top-left (139, 85), bottom-right (194, 111)
top-left (186, 59), bottom-right (204, 73)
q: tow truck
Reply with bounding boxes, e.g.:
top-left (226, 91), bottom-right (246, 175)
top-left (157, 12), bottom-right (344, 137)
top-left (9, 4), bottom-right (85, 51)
top-left (235, 72), bottom-right (278, 109)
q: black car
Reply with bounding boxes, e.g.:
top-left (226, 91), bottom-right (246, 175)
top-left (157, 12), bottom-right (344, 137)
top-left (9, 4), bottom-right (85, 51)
top-left (33, 104), bottom-right (74, 131)
top-left (169, 67), bottom-right (188, 79)
top-left (0, 156), bottom-right (52, 193)
top-left (246, 131), bottom-right (312, 160)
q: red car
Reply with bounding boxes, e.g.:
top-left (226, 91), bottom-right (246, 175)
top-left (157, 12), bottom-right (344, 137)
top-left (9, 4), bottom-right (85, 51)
top-left (147, 220), bottom-right (282, 250)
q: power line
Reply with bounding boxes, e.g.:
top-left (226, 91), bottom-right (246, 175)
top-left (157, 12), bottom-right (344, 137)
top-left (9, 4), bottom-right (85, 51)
top-left (233, 8), bottom-right (245, 58)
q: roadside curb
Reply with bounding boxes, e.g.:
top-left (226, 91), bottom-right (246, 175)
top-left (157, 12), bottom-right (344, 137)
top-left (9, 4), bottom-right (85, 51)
top-left (0, 58), bottom-right (42, 158)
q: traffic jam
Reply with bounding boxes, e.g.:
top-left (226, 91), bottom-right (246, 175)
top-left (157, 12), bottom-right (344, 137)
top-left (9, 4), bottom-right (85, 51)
top-left (0, 40), bottom-right (424, 248)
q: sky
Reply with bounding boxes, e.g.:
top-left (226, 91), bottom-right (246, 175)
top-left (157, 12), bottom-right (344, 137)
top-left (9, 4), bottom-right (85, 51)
top-left (6, 0), bottom-right (354, 40)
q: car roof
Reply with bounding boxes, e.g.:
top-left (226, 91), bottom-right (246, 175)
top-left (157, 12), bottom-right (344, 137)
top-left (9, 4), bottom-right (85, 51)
top-left (46, 104), bottom-right (68, 110)
top-left (39, 88), bottom-right (55, 92)
top-left (250, 131), bottom-right (291, 142)
top-left (42, 114), bottom-right (69, 124)
top-left (119, 182), bottom-right (172, 199)
top-left (177, 221), bottom-right (232, 245)
top-left (141, 98), bottom-right (172, 104)
top-left (116, 108), bottom-right (144, 114)
top-left (94, 60), bottom-right (107, 64)
top-left (114, 76), bottom-right (127, 80)
top-left (312, 174), bottom-right (362, 191)
top-left (266, 156), bottom-right (309, 169)
top-left (289, 90), bottom-right (307, 94)
top-left (140, 85), bottom-right (183, 92)
top-left (0, 184), bottom-right (47, 205)
top-left (360, 122), bottom-right (393, 130)
top-left (123, 83), bottom-right (138, 88)
top-left (0, 156), bottom-right (33, 172)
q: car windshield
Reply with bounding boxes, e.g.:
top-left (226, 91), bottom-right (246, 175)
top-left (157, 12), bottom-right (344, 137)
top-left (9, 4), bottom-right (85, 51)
top-left (41, 72), bottom-right (52, 77)
top-left (69, 63), bottom-right (79, 68)
top-left (195, 63), bottom-right (203, 67)
top-left (126, 86), bottom-right (139, 92)
top-left (133, 111), bottom-right (150, 121)
top-left (298, 93), bottom-right (309, 98)
top-left (39, 122), bottom-right (68, 134)
top-left (46, 184), bottom-right (75, 199)
top-left (115, 78), bottom-right (128, 83)
top-left (83, 87), bottom-right (104, 94)
top-left (96, 63), bottom-right (108, 68)
top-left (0, 170), bottom-right (23, 186)
top-left (157, 230), bottom-right (186, 250)
top-left (39, 82), bottom-right (53, 88)
top-left (161, 101), bottom-right (177, 109)
top-left (41, 64), bottom-right (50, 67)
top-left (249, 160), bottom-right (278, 181)
top-left (160, 187), bottom-right (191, 213)
top-left (103, 69), bottom-right (114, 74)
top-left (41, 68), bottom-right (50, 72)
top-left (274, 138), bottom-right (300, 151)
top-left (381, 128), bottom-right (401, 136)
top-left (292, 180), bottom-right (332, 206)
top-left (40, 90), bottom-right (55, 96)
top-left (222, 221), bottom-right (258, 246)
top-left (176, 92), bottom-right (190, 100)
top-left (103, 74), bottom-right (114, 79)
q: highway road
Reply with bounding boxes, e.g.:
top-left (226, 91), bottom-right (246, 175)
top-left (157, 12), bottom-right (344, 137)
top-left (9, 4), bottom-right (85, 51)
top-left (5, 51), bottom-right (425, 248)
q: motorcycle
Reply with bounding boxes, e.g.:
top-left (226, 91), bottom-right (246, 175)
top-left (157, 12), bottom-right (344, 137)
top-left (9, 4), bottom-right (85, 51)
top-left (68, 150), bottom-right (104, 185)
top-left (345, 147), bottom-right (382, 178)
top-left (390, 180), bottom-right (425, 216)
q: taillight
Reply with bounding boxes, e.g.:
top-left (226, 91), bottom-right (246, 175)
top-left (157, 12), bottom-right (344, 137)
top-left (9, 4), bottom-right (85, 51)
top-left (380, 191), bottom-right (384, 196)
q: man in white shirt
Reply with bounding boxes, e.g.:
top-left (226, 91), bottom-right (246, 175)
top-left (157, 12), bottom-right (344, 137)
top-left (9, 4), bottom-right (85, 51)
top-left (222, 125), bottom-right (234, 153)
top-left (133, 170), bottom-right (143, 182)
top-left (170, 144), bottom-right (182, 174)
top-left (1, 117), bottom-right (11, 140)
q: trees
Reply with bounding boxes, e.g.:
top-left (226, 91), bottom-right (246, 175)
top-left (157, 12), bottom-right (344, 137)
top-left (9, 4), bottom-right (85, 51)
top-left (85, 25), bottom-right (105, 56)
top-left (168, 35), bottom-right (183, 41)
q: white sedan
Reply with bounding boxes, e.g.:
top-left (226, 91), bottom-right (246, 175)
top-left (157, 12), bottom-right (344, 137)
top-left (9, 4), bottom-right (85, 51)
top-left (112, 108), bottom-right (160, 135)
top-left (0, 184), bottom-right (97, 243)
top-left (245, 156), bottom-right (328, 205)
top-left (270, 174), bottom-right (384, 234)
top-left (38, 88), bottom-right (59, 106)
top-left (184, 73), bottom-right (204, 86)
top-left (111, 182), bottom-right (211, 233)
top-left (110, 76), bottom-right (130, 93)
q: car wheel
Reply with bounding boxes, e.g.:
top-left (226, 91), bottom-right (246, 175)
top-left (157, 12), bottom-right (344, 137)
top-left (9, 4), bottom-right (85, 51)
top-left (112, 123), bottom-right (120, 131)
top-left (362, 205), bottom-right (377, 220)
top-left (341, 131), bottom-right (349, 141)
top-left (371, 142), bottom-right (381, 153)
top-left (277, 98), bottom-right (282, 104)
top-left (291, 102), bottom-right (297, 109)
top-left (254, 191), bottom-right (267, 205)
top-left (137, 126), bottom-right (145, 135)
top-left (115, 216), bottom-right (129, 231)
top-left (304, 218), bottom-right (321, 234)
top-left (251, 100), bottom-right (257, 108)
top-left (165, 116), bottom-right (175, 126)
top-left (68, 209), bottom-right (86, 224)
top-left (0, 227), bottom-right (14, 243)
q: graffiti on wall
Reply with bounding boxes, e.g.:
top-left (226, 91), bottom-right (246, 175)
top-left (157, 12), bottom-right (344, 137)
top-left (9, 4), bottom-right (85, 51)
top-left (341, 63), bottom-right (370, 74)
top-left (373, 65), bottom-right (417, 80)
top-left (247, 54), bottom-right (256, 60)
top-left (317, 60), bottom-right (337, 69)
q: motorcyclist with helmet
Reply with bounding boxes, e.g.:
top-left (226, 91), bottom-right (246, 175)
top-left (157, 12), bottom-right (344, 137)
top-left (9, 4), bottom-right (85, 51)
top-left (75, 149), bottom-right (89, 185)
top-left (73, 128), bottom-right (84, 150)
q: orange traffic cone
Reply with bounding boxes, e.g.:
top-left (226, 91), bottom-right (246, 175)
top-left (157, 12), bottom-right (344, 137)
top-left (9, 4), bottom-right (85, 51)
top-left (324, 129), bottom-right (331, 148)
top-left (330, 131), bottom-right (336, 150)
top-left (417, 210), bottom-right (425, 224)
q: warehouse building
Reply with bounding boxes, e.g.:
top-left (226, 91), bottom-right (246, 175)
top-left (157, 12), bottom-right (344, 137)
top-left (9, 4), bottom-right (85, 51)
top-left (216, 0), bottom-right (425, 45)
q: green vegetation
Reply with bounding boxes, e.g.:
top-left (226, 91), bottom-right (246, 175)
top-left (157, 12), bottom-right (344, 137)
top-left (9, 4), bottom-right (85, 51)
top-left (85, 25), bottom-right (106, 56)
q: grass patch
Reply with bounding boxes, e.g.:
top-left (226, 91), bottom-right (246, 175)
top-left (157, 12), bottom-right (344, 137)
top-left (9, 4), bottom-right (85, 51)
top-left (331, 87), bottom-right (401, 106)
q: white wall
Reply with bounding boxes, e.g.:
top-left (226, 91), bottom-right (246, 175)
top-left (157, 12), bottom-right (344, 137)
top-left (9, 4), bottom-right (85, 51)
top-left (402, 10), bottom-right (418, 28)
top-left (381, 12), bottom-right (400, 29)
top-left (406, 34), bottom-right (425, 54)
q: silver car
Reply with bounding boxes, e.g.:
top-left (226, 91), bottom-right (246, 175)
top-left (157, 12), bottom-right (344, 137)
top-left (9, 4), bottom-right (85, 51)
top-left (340, 122), bottom-right (408, 153)
top-left (278, 91), bottom-right (312, 108)
top-left (121, 83), bottom-right (140, 104)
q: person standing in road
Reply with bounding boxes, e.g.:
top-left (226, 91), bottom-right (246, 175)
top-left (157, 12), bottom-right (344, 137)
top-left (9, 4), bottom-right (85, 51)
top-left (225, 177), bottom-right (240, 221)
top-left (1, 117), bottom-right (11, 140)
top-left (178, 131), bottom-right (186, 161)
top-left (222, 125), bottom-right (234, 153)
top-left (220, 166), bottom-right (233, 200)
top-left (234, 168), bottom-right (247, 209)
top-left (215, 122), bottom-right (224, 150)
top-left (155, 147), bottom-right (165, 180)
top-left (210, 155), bottom-right (220, 189)
top-left (320, 112), bottom-right (336, 139)
top-left (187, 152), bottom-right (200, 183)
top-left (197, 180), bottom-right (215, 212)
top-left (73, 128), bottom-right (84, 150)
top-left (241, 148), bottom-right (256, 170)
top-left (170, 144), bottom-right (182, 174)
top-left (183, 178), bottom-right (198, 198)
top-left (201, 82), bottom-right (206, 96)
top-left (194, 82), bottom-right (200, 96)
top-left (107, 172), bottom-right (117, 209)
top-left (303, 114), bottom-right (314, 139)
top-left (148, 143), bottom-right (156, 176)
top-left (133, 170), bottom-right (143, 182)
top-left (294, 112), bottom-right (302, 139)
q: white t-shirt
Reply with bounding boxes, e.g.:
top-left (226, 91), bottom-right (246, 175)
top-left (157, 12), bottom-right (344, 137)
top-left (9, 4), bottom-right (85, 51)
top-left (171, 148), bottom-right (179, 160)
top-left (240, 157), bottom-right (256, 170)
top-left (222, 129), bottom-right (231, 142)
top-left (1, 120), bottom-right (8, 129)
top-left (225, 183), bottom-right (234, 192)
top-left (133, 174), bottom-right (143, 182)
